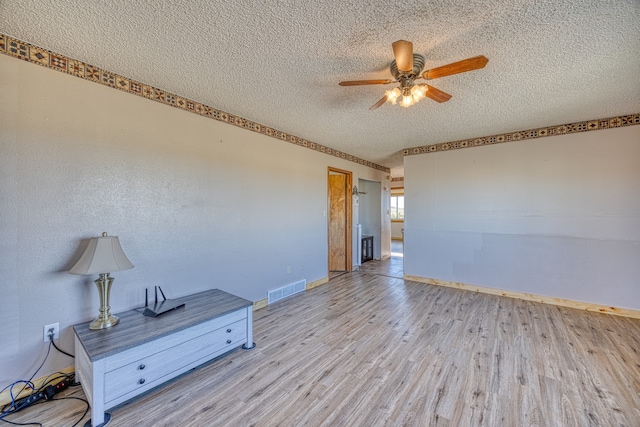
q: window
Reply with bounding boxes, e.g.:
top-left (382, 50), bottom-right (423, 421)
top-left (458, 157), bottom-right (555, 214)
top-left (390, 195), bottom-right (404, 220)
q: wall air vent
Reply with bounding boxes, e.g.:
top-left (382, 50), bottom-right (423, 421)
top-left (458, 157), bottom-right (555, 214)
top-left (267, 279), bottom-right (307, 305)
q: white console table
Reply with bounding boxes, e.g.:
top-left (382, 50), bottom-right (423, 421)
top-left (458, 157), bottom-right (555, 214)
top-left (73, 289), bottom-right (253, 427)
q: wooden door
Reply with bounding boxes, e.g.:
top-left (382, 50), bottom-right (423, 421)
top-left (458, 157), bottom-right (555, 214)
top-left (328, 168), bottom-right (352, 272)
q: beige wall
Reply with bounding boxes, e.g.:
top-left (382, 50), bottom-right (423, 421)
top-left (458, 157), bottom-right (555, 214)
top-left (0, 54), bottom-right (389, 383)
top-left (404, 125), bottom-right (640, 310)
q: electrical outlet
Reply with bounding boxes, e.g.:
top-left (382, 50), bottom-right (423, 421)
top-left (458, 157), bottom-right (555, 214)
top-left (286, 266), bottom-right (291, 274)
top-left (44, 323), bottom-right (59, 342)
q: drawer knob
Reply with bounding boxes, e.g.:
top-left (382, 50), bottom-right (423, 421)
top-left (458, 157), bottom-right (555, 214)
top-left (226, 339), bottom-right (232, 344)
top-left (226, 328), bottom-right (232, 333)
top-left (138, 378), bottom-right (146, 385)
top-left (138, 364), bottom-right (146, 370)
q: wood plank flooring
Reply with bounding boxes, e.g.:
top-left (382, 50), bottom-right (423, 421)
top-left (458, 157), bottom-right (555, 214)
top-left (7, 251), bottom-right (640, 426)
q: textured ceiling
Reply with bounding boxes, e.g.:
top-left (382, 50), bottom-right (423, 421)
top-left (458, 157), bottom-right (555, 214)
top-left (2, 0), bottom-right (639, 177)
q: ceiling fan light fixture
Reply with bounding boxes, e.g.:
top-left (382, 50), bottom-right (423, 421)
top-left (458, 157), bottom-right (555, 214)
top-left (385, 84), bottom-right (428, 108)
top-left (411, 84), bottom-right (428, 102)
top-left (400, 96), bottom-right (412, 108)
top-left (386, 87), bottom-right (402, 105)
top-left (399, 86), bottom-right (417, 108)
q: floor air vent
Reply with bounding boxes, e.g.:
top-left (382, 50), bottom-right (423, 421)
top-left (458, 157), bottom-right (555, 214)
top-left (268, 279), bottom-right (307, 304)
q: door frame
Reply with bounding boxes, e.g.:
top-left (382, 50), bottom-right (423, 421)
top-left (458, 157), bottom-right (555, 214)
top-left (327, 167), bottom-right (352, 273)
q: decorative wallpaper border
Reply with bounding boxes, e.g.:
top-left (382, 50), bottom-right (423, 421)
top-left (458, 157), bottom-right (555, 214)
top-left (404, 113), bottom-right (640, 156)
top-left (4, 33), bottom-right (637, 173)
top-left (0, 33), bottom-right (390, 173)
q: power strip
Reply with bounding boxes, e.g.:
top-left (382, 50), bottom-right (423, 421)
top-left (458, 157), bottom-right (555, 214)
top-left (44, 379), bottom-right (71, 399)
top-left (12, 391), bottom-right (46, 410)
top-left (9, 379), bottom-right (71, 413)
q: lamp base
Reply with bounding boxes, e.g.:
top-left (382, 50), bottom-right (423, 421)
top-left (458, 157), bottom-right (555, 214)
top-left (89, 273), bottom-right (119, 330)
top-left (89, 314), bottom-right (119, 330)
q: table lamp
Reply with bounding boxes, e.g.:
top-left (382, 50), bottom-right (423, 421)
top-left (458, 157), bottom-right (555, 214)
top-left (70, 232), bottom-right (134, 330)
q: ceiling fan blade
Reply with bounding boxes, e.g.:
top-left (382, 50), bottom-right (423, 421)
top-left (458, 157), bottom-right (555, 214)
top-left (369, 95), bottom-right (388, 110)
top-left (392, 40), bottom-right (414, 73)
top-left (422, 55), bottom-right (489, 80)
top-left (339, 79), bottom-right (395, 86)
top-left (424, 85), bottom-right (452, 103)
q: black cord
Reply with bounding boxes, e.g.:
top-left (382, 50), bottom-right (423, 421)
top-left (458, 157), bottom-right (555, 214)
top-left (0, 343), bottom-right (52, 418)
top-left (28, 342), bottom-right (51, 384)
top-left (0, 417), bottom-right (42, 426)
top-left (0, 373), bottom-right (81, 426)
top-left (51, 396), bottom-right (89, 427)
top-left (51, 341), bottom-right (74, 359)
top-left (0, 339), bottom-right (81, 426)
top-left (0, 392), bottom-right (86, 427)
top-left (1, 372), bottom-right (70, 413)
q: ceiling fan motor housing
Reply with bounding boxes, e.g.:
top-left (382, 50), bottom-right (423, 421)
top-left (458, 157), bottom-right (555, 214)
top-left (390, 54), bottom-right (426, 81)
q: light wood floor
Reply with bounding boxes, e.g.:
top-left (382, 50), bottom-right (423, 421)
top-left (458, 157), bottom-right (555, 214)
top-left (9, 252), bottom-right (640, 426)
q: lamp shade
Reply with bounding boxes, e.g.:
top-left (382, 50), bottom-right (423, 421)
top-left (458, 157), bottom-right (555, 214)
top-left (69, 233), bottom-right (134, 275)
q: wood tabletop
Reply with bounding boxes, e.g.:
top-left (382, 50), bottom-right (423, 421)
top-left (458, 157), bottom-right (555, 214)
top-left (73, 289), bottom-right (252, 361)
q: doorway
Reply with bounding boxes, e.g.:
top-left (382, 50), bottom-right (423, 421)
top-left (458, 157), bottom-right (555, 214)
top-left (357, 178), bottom-right (382, 261)
top-left (328, 167), bottom-right (352, 276)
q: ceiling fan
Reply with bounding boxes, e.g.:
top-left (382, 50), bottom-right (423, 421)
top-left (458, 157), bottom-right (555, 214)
top-left (339, 40), bottom-right (488, 110)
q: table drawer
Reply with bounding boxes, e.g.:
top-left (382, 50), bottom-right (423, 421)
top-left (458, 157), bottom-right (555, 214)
top-left (104, 319), bottom-right (246, 403)
top-left (104, 309), bottom-right (247, 372)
